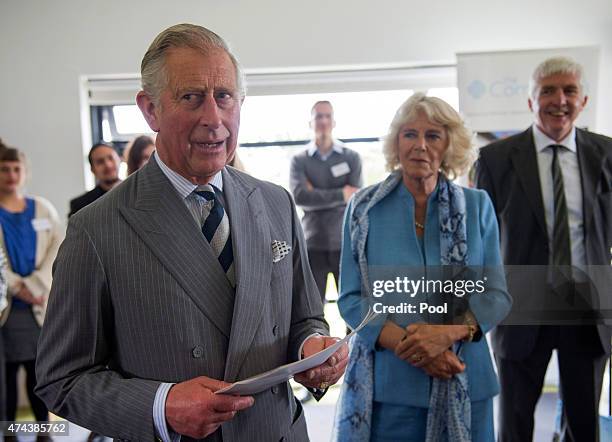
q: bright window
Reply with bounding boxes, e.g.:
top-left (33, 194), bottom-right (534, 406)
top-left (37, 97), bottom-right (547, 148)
top-left (239, 89), bottom-right (413, 143)
top-left (99, 87), bottom-right (460, 190)
top-left (113, 105), bottom-right (155, 135)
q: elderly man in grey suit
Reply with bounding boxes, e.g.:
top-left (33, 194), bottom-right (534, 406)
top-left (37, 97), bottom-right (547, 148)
top-left (35, 23), bottom-right (348, 441)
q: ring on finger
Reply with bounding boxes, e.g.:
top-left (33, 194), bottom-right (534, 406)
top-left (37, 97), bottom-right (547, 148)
top-left (319, 382), bottom-right (329, 390)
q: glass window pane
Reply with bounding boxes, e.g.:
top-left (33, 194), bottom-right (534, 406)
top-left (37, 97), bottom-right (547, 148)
top-left (109, 90), bottom-right (423, 189)
top-left (113, 105), bottom-right (154, 135)
top-left (239, 90), bottom-right (413, 143)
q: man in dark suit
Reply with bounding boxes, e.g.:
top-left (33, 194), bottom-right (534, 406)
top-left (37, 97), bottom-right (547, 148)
top-left (36, 23), bottom-right (348, 441)
top-left (68, 143), bottom-right (122, 217)
top-left (476, 56), bottom-right (612, 441)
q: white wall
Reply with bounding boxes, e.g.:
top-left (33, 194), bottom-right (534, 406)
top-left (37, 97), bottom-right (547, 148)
top-left (1, 0), bottom-right (611, 217)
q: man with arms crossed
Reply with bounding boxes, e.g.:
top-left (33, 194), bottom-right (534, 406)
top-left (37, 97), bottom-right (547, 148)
top-left (476, 56), bottom-right (612, 441)
top-left (36, 24), bottom-right (348, 441)
top-left (290, 101), bottom-right (362, 303)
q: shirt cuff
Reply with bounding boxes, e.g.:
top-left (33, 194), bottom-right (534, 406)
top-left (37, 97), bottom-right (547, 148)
top-left (153, 382), bottom-right (181, 442)
top-left (298, 333), bottom-right (322, 360)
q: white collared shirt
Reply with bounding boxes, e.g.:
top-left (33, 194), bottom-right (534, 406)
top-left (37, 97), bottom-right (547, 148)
top-left (154, 151), bottom-right (224, 226)
top-left (532, 124), bottom-right (585, 267)
top-left (306, 139), bottom-right (345, 161)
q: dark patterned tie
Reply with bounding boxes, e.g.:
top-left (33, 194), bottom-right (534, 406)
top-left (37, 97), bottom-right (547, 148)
top-left (550, 144), bottom-right (572, 266)
top-left (194, 185), bottom-right (235, 284)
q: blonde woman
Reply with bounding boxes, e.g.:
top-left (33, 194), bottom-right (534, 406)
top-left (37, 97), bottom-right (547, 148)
top-left (335, 94), bottom-right (511, 441)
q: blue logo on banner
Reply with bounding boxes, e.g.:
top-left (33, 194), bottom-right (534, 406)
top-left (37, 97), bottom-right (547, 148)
top-left (467, 80), bottom-right (486, 99)
top-left (490, 78), bottom-right (528, 98)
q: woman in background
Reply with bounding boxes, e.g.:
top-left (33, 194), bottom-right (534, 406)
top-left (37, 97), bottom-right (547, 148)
top-left (0, 147), bottom-right (62, 430)
top-left (0, 247), bottom-right (7, 422)
top-left (124, 135), bottom-right (155, 175)
top-left (0, 139), bottom-right (7, 422)
top-left (334, 93), bottom-right (511, 441)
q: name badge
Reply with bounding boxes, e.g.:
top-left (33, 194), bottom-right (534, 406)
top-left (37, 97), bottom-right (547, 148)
top-left (331, 162), bottom-right (351, 178)
top-left (31, 218), bottom-right (52, 231)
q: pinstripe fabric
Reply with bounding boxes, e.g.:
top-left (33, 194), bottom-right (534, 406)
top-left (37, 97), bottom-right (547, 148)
top-left (35, 159), bottom-right (328, 441)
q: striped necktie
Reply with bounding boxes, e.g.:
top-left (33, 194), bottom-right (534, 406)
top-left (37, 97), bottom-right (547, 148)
top-left (194, 185), bottom-right (235, 285)
top-left (550, 144), bottom-right (572, 266)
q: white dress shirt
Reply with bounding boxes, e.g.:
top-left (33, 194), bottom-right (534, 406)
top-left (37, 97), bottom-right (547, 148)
top-left (532, 124), bottom-right (586, 267)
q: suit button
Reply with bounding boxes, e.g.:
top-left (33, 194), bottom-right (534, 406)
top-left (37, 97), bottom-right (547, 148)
top-left (271, 386), bottom-right (279, 394)
top-left (272, 325), bottom-right (279, 336)
top-left (192, 345), bottom-right (204, 358)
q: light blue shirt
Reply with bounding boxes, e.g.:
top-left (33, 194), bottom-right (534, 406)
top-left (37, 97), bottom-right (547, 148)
top-left (151, 151), bottom-right (224, 442)
top-left (532, 124), bottom-right (585, 267)
top-left (306, 139), bottom-right (345, 161)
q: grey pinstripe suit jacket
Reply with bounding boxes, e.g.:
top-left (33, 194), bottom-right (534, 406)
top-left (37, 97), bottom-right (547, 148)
top-left (35, 159), bottom-right (328, 441)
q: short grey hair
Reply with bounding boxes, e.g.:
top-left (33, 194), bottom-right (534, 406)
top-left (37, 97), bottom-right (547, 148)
top-left (141, 23), bottom-right (246, 104)
top-left (529, 56), bottom-right (585, 99)
top-left (382, 93), bottom-right (475, 179)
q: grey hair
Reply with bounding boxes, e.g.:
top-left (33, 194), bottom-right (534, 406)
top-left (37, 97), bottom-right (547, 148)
top-left (382, 92), bottom-right (475, 179)
top-left (529, 56), bottom-right (585, 99)
top-left (140, 23), bottom-right (246, 104)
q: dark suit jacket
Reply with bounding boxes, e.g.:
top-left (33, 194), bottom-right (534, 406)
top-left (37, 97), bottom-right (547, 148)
top-left (36, 160), bottom-right (328, 441)
top-left (476, 126), bottom-right (612, 359)
top-left (68, 185), bottom-right (107, 217)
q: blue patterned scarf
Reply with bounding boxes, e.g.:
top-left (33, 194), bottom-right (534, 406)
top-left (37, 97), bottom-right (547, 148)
top-left (333, 171), bottom-right (471, 442)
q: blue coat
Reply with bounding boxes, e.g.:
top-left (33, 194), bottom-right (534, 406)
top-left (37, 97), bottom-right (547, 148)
top-left (338, 179), bottom-right (511, 407)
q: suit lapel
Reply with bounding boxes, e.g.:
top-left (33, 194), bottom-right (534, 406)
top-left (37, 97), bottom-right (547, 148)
top-left (118, 160), bottom-right (234, 338)
top-left (576, 128), bottom-right (603, 234)
top-left (222, 168), bottom-right (272, 381)
top-left (510, 128), bottom-right (548, 235)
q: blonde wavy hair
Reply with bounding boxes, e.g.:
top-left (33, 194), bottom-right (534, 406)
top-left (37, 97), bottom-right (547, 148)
top-left (382, 93), bottom-right (475, 179)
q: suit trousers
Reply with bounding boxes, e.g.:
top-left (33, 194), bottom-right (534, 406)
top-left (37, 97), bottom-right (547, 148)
top-left (6, 359), bottom-right (48, 422)
top-left (307, 249), bottom-right (340, 303)
top-left (496, 325), bottom-right (607, 442)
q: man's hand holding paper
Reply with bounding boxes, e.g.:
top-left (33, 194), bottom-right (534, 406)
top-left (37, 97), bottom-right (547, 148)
top-left (216, 311), bottom-right (378, 396)
top-left (167, 376), bottom-right (255, 439)
top-left (294, 336), bottom-right (349, 390)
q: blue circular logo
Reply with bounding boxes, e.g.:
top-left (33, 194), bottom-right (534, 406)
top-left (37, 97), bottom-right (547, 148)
top-left (467, 80), bottom-right (486, 99)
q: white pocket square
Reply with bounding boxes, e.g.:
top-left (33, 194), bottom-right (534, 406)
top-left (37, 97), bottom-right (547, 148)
top-left (272, 240), bottom-right (291, 263)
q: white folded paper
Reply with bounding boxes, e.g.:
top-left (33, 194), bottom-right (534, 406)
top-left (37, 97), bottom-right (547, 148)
top-left (216, 310), bottom-right (379, 395)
